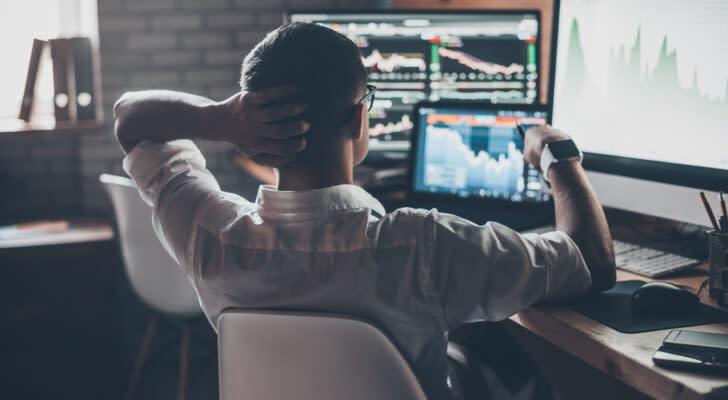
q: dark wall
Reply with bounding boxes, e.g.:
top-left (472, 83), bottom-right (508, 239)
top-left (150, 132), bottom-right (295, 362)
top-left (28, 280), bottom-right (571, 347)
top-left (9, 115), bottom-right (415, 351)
top-left (0, 134), bottom-right (82, 222)
top-left (1, 0), bottom-right (389, 222)
top-left (83, 0), bottom-right (389, 214)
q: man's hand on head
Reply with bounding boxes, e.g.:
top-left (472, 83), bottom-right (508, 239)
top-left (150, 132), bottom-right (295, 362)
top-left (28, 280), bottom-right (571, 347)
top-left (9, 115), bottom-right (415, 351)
top-left (522, 124), bottom-right (571, 170)
top-left (219, 86), bottom-right (310, 168)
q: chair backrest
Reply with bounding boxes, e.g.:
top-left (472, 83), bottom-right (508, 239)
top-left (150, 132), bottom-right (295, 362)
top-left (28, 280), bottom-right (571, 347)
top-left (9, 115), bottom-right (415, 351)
top-left (217, 310), bottom-right (428, 400)
top-left (100, 174), bottom-right (200, 317)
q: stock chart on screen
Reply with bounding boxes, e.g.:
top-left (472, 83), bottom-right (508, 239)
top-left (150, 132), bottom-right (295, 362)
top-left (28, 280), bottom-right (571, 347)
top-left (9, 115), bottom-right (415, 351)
top-left (290, 12), bottom-right (540, 151)
top-left (553, 0), bottom-right (728, 171)
top-left (412, 106), bottom-right (550, 203)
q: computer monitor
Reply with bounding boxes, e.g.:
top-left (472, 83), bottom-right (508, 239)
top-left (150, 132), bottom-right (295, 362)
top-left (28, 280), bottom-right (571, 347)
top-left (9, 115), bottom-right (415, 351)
top-left (408, 102), bottom-right (551, 205)
top-left (288, 10), bottom-right (541, 154)
top-left (551, 0), bottom-right (728, 226)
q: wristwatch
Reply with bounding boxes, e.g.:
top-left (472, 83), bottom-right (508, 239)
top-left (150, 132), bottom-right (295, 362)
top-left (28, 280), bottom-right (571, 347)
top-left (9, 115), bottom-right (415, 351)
top-left (539, 139), bottom-right (583, 183)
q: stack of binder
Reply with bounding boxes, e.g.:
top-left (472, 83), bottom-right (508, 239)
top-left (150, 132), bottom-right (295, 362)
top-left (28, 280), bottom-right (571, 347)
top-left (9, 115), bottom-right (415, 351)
top-left (19, 37), bottom-right (99, 123)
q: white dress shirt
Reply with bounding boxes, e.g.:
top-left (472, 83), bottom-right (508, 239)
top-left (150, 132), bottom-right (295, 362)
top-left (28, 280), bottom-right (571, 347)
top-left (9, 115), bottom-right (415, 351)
top-left (123, 139), bottom-right (591, 400)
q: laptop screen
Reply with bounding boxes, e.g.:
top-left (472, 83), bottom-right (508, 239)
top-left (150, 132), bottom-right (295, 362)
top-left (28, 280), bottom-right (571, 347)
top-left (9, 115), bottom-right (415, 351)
top-left (410, 104), bottom-right (551, 203)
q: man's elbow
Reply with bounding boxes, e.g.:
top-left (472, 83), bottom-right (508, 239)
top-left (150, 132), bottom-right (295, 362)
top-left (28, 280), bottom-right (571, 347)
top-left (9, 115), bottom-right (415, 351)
top-left (590, 257), bottom-right (617, 292)
top-left (593, 269), bottom-right (616, 292)
top-left (113, 92), bottom-right (136, 128)
top-left (113, 91), bottom-right (134, 120)
top-left (113, 92), bottom-right (137, 153)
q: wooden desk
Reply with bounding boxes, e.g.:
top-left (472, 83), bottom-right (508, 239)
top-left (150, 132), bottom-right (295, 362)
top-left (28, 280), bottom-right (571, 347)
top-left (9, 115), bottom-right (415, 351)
top-left (508, 264), bottom-right (728, 400)
top-left (1, 219), bottom-right (123, 399)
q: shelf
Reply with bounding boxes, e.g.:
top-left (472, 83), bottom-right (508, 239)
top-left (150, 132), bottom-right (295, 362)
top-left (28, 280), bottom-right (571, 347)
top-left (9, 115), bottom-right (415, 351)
top-left (0, 218), bottom-right (114, 249)
top-left (0, 119), bottom-right (104, 134)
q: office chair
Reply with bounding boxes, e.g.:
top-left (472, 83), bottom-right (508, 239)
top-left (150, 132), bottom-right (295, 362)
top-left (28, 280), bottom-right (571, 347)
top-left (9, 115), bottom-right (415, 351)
top-left (217, 310), bottom-right (428, 400)
top-left (100, 174), bottom-right (201, 400)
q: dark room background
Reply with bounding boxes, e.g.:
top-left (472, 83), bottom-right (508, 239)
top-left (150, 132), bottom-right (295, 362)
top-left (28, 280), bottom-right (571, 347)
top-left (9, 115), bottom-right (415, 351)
top-left (0, 0), bottom-right (388, 222)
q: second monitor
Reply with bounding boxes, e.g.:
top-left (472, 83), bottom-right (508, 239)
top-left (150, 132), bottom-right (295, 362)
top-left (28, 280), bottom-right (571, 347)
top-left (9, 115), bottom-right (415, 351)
top-left (288, 10), bottom-right (541, 152)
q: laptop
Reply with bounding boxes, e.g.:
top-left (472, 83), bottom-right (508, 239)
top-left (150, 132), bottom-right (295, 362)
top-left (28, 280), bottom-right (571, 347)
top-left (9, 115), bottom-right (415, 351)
top-left (405, 102), bottom-right (553, 229)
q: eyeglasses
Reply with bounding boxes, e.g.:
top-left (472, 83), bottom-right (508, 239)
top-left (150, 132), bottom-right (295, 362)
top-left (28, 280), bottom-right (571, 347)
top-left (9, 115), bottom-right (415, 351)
top-left (344, 84), bottom-right (377, 124)
top-left (356, 84), bottom-right (377, 112)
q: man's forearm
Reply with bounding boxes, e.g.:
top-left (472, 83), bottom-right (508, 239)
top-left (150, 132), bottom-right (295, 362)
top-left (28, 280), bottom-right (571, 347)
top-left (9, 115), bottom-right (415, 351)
top-left (114, 90), bottom-right (228, 154)
top-left (549, 161), bottom-right (616, 292)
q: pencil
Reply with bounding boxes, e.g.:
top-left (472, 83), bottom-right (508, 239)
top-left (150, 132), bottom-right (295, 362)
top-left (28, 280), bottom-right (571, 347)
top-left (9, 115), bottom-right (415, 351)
top-left (720, 192), bottom-right (727, 218)
top-left (700, 192), bottom-right (721, 232)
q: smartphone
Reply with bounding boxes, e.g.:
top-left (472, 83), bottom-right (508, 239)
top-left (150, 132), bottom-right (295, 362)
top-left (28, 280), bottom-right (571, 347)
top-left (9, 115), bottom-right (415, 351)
top-left (653, 346), bottom-right (728, 372)
top-left (663, 330), bottom-right (728, 351)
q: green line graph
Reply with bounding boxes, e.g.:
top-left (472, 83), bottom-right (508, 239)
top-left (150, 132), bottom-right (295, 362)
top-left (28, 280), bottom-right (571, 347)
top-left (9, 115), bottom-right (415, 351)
top-left (553, 2), bottom-right (728, 171)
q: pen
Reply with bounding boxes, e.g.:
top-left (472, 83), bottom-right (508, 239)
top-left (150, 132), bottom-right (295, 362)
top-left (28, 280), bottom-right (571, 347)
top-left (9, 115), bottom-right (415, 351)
top-left (515, 122), bottom-right (526, 139)
top-left (720, 192), bottom-right (728, 233)
top-left (700, 192), bottom-right (721, 232)
top-left (720, 216), bottom-right (728, 233)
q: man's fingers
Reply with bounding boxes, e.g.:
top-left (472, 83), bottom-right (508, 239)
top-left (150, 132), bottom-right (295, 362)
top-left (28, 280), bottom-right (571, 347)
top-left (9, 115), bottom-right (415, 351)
top-left (259, 103), bottom-right (308, 123)
top-left (255, 136), bottom-right (307, 156)
top-left (261, 120), bottom-right (310, 139)
top-left (525, 124), bottom-right (547, 136)
top-left (248, 86), bottom-right (298, 105)
top-left (250, 153), bottom-right (297, 168)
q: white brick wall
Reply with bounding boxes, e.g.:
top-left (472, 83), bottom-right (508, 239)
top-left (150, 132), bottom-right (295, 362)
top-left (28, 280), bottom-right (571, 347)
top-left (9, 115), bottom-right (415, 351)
top-left (75, 0), bottom-right (390, 215)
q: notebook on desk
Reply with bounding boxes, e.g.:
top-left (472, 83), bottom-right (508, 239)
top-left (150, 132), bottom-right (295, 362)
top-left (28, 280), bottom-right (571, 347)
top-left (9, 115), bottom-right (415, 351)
top-left (0, 220), bottom-right (69, 240)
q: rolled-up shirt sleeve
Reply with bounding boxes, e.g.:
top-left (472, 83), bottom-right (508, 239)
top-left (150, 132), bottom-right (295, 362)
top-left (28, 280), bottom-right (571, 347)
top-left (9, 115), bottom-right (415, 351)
top-left (426, 210), bottom-right (591, 328)
top-left (122, 139), bottom-right (223, 268)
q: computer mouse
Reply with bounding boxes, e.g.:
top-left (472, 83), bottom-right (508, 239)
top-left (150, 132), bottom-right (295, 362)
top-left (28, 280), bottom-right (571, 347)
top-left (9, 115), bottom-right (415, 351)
top-left (631, 281), bottom-right (700, 314)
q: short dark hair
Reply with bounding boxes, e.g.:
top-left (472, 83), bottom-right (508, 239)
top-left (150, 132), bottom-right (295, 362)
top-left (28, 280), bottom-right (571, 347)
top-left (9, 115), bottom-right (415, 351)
top-left (240, 22), bottom-right (367, 130)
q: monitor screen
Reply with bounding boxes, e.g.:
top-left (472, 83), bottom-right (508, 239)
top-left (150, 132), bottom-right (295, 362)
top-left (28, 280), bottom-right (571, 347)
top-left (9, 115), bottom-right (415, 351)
top-left (289, 11), bottom-right (541, 151)
top-left (552, 0), bottom-right (728, 182)
top-left (410, 104), bottom-right (550, 203)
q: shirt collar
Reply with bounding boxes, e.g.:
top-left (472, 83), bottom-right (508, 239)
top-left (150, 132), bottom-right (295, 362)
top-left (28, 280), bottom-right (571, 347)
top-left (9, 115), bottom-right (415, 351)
top-left (254, 184), bottom-right (386, 220)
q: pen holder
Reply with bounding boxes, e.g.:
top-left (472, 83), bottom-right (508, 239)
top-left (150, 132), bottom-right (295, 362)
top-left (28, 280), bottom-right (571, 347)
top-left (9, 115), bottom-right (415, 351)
top-left (708, 230), bottom-right (728, 305)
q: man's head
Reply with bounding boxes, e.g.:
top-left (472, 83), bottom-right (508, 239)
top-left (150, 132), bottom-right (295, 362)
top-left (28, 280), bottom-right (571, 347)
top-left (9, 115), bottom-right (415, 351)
top-left (240, 22), bottom-right (370, 168)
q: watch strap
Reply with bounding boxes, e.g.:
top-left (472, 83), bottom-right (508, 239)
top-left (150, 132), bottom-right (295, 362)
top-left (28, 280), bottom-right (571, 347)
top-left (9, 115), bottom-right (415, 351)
top-left (540, 145), bottom-right (556, 182)
top-left (540, 139), bottom-right (583, 183)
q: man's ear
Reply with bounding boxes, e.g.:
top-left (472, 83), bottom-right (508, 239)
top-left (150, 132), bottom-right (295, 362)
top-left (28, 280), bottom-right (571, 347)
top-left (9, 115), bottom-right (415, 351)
top-left (348, 103), bottom-right (366, 141)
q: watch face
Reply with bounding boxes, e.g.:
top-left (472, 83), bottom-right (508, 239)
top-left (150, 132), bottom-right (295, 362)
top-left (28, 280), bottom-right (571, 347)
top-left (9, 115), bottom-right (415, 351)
top-left (548, 139), bottom-right (580, 159)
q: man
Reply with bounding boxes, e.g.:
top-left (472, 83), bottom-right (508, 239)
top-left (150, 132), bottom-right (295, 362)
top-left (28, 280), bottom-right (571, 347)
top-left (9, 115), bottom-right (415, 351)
top-left (114, 22), bottom-right (615, 399)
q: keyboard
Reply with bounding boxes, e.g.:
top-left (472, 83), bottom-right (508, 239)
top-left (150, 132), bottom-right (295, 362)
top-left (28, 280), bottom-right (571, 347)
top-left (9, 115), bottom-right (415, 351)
top-left (521, 226), bottom-right (701, 278)
top-left (613, 240), bottom-right (701, 278)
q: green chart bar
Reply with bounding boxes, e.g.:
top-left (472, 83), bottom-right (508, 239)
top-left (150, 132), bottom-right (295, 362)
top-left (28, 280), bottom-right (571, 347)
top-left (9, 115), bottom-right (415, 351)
top-left (527, 42), bottom-right (537, 72)
top-left (430, 43), bottom-right (440, 72)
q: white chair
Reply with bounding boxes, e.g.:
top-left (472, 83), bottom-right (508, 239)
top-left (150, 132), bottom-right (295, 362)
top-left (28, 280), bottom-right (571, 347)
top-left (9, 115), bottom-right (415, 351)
top-left (217, 310), bottom-right (428, 400)
top-left (100, 174), bottom-right (201, 400)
